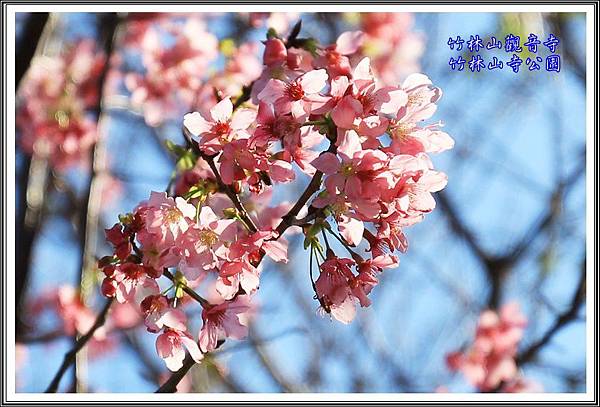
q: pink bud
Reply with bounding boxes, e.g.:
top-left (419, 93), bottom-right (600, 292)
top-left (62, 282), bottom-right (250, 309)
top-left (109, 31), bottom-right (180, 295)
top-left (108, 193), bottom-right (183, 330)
top-left (102, 264), bottom-right (116, 278)
top-left (101, 277), bottom-right (117, 298)
top-left (263, 38), bottom-right (287, 66)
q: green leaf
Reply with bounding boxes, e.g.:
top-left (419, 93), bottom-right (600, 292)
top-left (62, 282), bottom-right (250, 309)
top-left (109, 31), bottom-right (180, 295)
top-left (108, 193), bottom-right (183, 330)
top-left (266, 27), bottom-right (278, 39)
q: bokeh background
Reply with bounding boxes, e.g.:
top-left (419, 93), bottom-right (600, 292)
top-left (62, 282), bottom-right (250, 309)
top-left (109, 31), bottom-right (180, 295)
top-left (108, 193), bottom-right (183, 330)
top-left (14, 11), bottom-right (587, 393)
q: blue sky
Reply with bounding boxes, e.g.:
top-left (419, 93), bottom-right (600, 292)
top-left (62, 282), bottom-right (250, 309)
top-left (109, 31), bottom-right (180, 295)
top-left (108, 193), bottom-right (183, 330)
top-left (16, 11), bottom-right (587, 393)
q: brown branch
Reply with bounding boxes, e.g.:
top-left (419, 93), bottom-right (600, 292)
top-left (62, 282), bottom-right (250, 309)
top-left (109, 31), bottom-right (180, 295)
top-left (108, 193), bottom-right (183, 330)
top-left (73, 12), bottom-right (121, 393)
top-left (16, 329), bottom-right (64, 344)
top-left (200, 152), bottom-right (259, 233)
top-left (15, 153), bottom-right (50, 335)
top-left (15, 13), bottom-right (53, 336)
top-left (274, 131), bottom-right (337, 237)
top-left (16, 13), bottom-right (49, 88)
top-left (516, 258), bottom-right (586, 365)
top-left (155, 354), bottom-right (196, 393)
top-left (247, 328), bottom-right (302, 392)
top-left (438, 148), bottom-right (585, 309)
top-left (44, 298), bottom-right (115, 393)
top-left (503, 153), bottom-right (585, 266)
top-left (436, 190), bottom-right (490, 263)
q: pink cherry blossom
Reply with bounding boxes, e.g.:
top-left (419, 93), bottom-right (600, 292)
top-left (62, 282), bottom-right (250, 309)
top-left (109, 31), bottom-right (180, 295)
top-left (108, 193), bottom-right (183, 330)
top-left (141, 294), bottom-right (187, 333)
top-left (216, 258), bottom-right (261, 300)
top-left (156, 328), bottom-right (203, 371)
top-left (315, 255), bottom-right (361, 324)
top-left (198, 295), bottom-right (251, 352)
top-left (446, 302), bottom-right (529, 392)
top-left (143, 191), bottom-right (197, 247)
top-left (176, 206), bottom-right (236, 279)
top-left (311, 130), bottom-right (391, 201)
top-left (315, 31), bottom-right (364, 78)
top-left (183, 97), bottom-right (256, 154)
top-left (16, 40), bottom-right (105, 170)
top-left (257, 69), bottom-right (329, 120)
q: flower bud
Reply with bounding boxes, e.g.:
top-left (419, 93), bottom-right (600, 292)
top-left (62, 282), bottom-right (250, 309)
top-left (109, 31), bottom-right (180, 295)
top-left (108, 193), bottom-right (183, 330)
top-left (263, 38), bottom-right (287, 66)
top-left (101, 277), bottom-right (117, 298)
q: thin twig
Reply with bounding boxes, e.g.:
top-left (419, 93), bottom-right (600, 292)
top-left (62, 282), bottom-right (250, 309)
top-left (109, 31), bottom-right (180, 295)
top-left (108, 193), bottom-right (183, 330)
top-left (516, 258), bottom-right (586, 365)
top-left (162, 269), bottom-right (210, 308)
top-left (44, 298), bottom-right (115, 393)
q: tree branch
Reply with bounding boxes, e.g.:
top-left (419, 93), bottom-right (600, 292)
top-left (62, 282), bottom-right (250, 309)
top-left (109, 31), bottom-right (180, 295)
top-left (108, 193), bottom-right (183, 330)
top-left (274, 130), bottom-right (337, 237)
top-left (516, 258), bottom-right (586, 365)
top-left (73, 12), bottom-right (121, 393)
top-left (155, 354), bottom-right (196, 393)
top-left (16, 12), bottom-right (49, 88)
top-left (44, 298), bottom-right (115, 393)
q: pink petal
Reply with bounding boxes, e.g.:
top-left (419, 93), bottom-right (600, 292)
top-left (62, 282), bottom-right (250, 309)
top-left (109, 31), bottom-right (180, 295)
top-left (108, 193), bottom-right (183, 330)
top-left (335, 31), bottom-right (365, 55)
top-left (199, 206), bottom-right (218, 226)
top-left (299, 69), bottom-right (328, 94)
top-left (330, 75), bottom-right (350, 98)
top-left (256, 101), bottom-right (275, 124)
top-left (198, 322), bottom-right (219, 352)
top-left (290, 99), bottom-right (308, 120)
top-left (402, 73), bottom-right (432, 92)
top-left (331, 297), bottom-right (356, 324)
top-left (257, 79), bottom-right (287, 104)
top-left (231, 108), bottom-right (257, 130)
top-left (240, 270), bottom-right (260, 295)
top-left (210, 97), bottom-right (233, 123)
top-left (420, 170), bottom-right (448, 192)
top-left (344, 175), bottom-right (363, 198)
top-left (352, 57), bottom-right (373, 86)
top-left (311, 152), bottom-right (340, 174)
top-left (357, 115), bottom-right (388, 138)
top-left (331, 95), bottom-right (362, 129)
top-left (180, 334), bottom-right (204, 363)
top-left (183, 112), bottom-right (211, 137)
top-left (338, 216), bottom-right (364, 246)
top-left (337, 130), bottom-right (362, 159)
top-left (159, 309), bottom-right (188, 331)
top-left (270, 160), bottom-right (295, 183)
top-left (263, 38), bottom-right (287, 66)
top-left (156, 334), bottom-right (185, 371)
top-left (427, 130), bottom-right (455, 153)
top-left (377, 89), bottom-right (408, 116)
top-left (262, 240), bottom-right (288, 263)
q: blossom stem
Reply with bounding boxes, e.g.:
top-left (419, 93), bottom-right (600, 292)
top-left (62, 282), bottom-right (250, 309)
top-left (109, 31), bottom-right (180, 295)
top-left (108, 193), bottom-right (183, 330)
top-left (300, 120), bottom-right (327, 127)
top-left (321, 228), bottom-right (331, 251)
top-left (180, 125), bottom-right (260, 235)
top-left (324, 226), bottom-right (364, 263)
top-left (162, 269), bottom-right (211, 309)
top-left (201, 153), bottom-right (259, 232)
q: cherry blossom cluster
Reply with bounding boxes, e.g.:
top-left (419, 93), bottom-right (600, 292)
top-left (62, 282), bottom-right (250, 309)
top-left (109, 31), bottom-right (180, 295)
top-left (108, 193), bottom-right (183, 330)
top-left (25, 285), bottom-right (140, 357)
top-left (98, 189), bottom-right (287, 370)
top-left (353, 12), bottom-right (424, 86)
top-left (16, 40), bottom-right (105, 169)
top-left (446, 302), bottom-right (542, 392)
top-left (123, 16), bottom-right (219, 126)
top-left (99, 22), bottom-right (452, 371)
